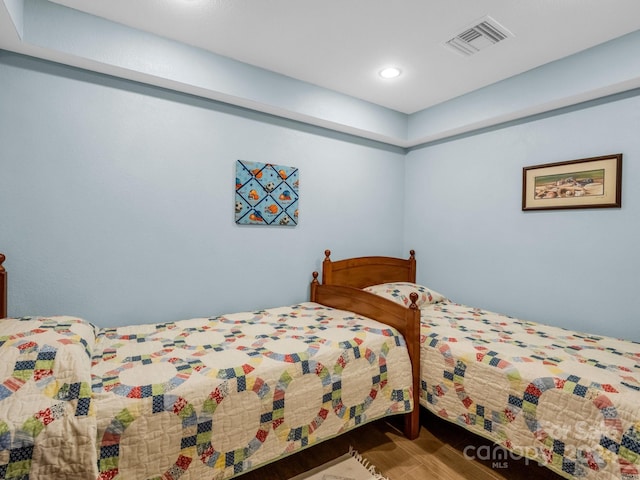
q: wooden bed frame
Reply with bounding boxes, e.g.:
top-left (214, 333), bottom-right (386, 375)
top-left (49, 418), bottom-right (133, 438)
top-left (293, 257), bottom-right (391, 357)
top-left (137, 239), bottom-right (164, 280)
top-left (310, 249), bottom-right (421, 440)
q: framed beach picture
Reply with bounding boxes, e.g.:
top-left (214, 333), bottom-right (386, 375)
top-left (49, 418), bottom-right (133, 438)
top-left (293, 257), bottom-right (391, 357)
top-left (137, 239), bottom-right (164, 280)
top-left (522, 154), bottom-right (622, 211)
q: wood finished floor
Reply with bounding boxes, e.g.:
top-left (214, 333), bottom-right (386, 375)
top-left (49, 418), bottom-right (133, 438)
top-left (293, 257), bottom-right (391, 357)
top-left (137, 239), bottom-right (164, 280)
top-left (239, 409), bottom-right (566, 480)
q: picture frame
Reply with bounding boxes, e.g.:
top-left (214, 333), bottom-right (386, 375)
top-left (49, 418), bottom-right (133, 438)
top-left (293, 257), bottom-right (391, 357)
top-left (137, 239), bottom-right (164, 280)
top-left (522, 154), bottom-right (622, 211)
top-left (235, 160), bottom-right (299, 226)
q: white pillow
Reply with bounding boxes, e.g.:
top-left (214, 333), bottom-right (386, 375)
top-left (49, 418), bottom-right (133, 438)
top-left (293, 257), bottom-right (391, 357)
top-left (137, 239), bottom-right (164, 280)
top-left (363, 282), bottom-right (447, 307)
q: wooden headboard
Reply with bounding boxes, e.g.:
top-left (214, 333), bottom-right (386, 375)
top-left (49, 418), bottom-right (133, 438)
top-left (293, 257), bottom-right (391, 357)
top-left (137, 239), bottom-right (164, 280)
top-left (1, 253), bottom-right (6, 319)
top-left (321, 249), bottom-right (416, 288)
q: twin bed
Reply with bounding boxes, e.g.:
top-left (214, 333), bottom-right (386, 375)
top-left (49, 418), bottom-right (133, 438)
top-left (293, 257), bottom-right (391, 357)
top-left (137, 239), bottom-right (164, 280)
top-left (0, 253), bottom-right (418, 479)
top-left (1, 250), bottom-right (638, 480)
top-left (319, 250), bottom-right (640, 480)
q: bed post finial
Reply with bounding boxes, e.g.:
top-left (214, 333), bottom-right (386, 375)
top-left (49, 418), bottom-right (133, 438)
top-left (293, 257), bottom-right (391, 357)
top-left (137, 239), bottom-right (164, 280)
top-left (0, 253), bottom-right (6, 319)
top-left (322, 250), bottom-right (332, 285)
top-left (310, 271), bottom-right (320, 302)
top-left (408, 250), bottom-right (417, 283)
top-left (409, 292), bottom-right (419, 310)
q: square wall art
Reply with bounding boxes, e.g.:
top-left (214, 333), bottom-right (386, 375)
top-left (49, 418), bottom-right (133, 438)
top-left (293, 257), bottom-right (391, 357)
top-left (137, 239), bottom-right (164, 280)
top-left (235, 160), bottom-right (299, 226)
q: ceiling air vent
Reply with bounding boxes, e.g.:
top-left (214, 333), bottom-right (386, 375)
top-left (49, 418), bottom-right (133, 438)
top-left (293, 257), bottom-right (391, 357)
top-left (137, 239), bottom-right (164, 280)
top-left (445, 16), bottom-right (513, 56)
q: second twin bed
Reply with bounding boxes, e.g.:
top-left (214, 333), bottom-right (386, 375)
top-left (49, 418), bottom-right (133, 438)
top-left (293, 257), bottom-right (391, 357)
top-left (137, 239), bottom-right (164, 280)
top-left (320, 249), bottom-right (640, 480)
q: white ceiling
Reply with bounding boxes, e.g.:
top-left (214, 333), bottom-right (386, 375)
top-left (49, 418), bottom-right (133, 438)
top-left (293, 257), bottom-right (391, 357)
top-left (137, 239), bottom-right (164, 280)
top-left (8, 0), bottom-right (633, 115)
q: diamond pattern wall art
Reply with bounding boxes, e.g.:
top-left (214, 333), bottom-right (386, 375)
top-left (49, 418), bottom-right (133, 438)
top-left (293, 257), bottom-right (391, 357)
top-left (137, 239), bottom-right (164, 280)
top-left (235, 160), bottom-right (299, 226)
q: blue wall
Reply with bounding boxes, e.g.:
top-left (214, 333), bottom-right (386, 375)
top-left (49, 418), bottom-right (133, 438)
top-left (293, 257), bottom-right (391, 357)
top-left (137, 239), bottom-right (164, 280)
top-left (405, 93), bottom-right (640, 341)
top-left (0, 51), bottom-right (406, 327)
top-left (2, 48), bottom-right (639, 341)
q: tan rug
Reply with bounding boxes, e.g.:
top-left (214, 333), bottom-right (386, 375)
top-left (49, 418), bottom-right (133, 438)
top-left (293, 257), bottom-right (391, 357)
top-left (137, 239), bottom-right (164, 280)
top-left (289, 448), bottom-right (389, 480)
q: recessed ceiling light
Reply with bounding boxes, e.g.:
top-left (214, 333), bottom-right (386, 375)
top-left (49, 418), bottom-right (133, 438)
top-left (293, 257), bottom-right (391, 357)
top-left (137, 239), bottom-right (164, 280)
top-left (379, 67), bottom-right (402, 79)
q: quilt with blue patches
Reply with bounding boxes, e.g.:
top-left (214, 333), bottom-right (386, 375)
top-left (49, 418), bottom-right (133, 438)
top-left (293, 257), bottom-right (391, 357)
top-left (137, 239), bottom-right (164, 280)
top-left (91, 302), bottom-right (413, 480)
top-left (0, 316), bottom-right (98, 479)
top-left (418, 300), bottom-right (639, 480)
top-left (1, 305), bottom-right (413, 479)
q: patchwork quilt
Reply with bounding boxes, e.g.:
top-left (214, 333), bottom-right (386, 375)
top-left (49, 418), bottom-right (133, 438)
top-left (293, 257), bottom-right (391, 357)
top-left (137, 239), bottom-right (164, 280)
top-left (0, 316), bottom-right (97, 479)
top-left (364, 282), bottom-right (640, 480)
top-left (1, 303), bottom-right (414, 479)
